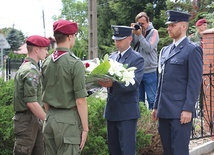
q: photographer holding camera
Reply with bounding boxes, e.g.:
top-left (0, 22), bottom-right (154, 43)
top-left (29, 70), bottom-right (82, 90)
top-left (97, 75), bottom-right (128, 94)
top-left (131, 12), bottom-right (159, 110)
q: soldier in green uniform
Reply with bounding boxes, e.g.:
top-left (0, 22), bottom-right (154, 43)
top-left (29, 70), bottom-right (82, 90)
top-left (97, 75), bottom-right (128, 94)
top-left (42, 20), bottom-right (89, 155)
top-left (188, 18), bottom-right (207, 47)
top-left (13, 35), bottom-right (50, 155)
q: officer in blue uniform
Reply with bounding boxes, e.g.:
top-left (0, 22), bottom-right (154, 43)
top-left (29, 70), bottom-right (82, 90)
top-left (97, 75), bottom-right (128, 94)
top-left (98, 25), bottom-right (144, 155)
top-left (151, 10), bottom-right (203, 155)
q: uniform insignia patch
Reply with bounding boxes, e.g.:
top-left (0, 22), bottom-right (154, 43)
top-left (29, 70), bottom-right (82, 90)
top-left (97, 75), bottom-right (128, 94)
top-left (27, 73), bottom-right (39, 87)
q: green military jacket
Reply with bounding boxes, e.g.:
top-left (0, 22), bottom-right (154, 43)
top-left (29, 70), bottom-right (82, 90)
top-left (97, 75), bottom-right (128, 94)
top-left (188, 31), bottom-right (202, 46)
top-left (14, 58), bottom-right (42, 112)
top-left (41, 47), bottom-right (88, 109)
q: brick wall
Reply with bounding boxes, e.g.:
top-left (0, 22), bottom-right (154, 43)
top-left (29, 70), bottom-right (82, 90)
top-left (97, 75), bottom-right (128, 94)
top-left (201, 28), bottom-right (214, 133)
top-left (202, 28), bottom-right (214, 73)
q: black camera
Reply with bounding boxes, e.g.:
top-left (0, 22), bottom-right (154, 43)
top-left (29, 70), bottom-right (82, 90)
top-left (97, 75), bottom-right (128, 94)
top-left (134, 22), bottom-right (142, 30)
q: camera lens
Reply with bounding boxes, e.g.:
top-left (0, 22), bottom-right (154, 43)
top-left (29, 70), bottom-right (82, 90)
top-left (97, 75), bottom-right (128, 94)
top-left (134, 23), bottom-right (141, 30)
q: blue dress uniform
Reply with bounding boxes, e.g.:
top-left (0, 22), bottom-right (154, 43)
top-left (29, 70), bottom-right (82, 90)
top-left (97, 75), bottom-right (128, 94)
top-left (104, 25), bottom-right (144, 155)
top-left (154, 10), bottom-right (203, 155)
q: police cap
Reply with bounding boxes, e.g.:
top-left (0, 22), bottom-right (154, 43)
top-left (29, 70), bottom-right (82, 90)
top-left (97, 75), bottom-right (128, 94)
top-left (111, 25), bottom-right (134, 40)
top-left (165, 10), bottom-right (191, 24)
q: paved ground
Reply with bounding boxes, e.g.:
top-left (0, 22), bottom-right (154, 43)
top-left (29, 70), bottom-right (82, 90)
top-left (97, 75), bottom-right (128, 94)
top-left (190, 140), bottom-right (214, 155)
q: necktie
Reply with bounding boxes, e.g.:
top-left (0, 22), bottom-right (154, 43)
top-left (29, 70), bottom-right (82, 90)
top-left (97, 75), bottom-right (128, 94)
top-left (170, 44), bottom-right (176, 54)
top-left (117, 53), bottom-right (122, 62)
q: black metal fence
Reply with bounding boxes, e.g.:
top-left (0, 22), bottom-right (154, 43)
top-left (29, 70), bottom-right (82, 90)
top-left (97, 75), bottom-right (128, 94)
top-left (5, 58), bottom-right (23, 80)
top-left (191, 64), bottom-right (214, 140)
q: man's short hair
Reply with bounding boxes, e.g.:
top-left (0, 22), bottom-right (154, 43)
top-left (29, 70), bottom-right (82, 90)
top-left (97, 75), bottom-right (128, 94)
top-left (135, 12), bottom-right (149, 23)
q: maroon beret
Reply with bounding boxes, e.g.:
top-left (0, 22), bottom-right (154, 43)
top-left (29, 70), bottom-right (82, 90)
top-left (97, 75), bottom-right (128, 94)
top-left (53, 20), bottom-right (78, 35)
top-left (26, 35), bottom-right (50, 47)
top-left (195, 19), bottom-right (207, 26)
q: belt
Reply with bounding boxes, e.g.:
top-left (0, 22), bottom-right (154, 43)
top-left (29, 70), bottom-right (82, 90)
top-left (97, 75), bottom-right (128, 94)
top-left (15, 110), bottom-right (32, 114)
top-left (49, 106), bottom-right (77, 111)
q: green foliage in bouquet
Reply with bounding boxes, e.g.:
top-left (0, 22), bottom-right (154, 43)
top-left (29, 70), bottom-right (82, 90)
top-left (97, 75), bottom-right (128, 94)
top-left (90, 54), bottom-right (110, 75)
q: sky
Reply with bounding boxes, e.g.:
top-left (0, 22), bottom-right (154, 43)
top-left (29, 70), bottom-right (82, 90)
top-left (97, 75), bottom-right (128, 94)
top-left (0, 0), bottom-right (62, 38)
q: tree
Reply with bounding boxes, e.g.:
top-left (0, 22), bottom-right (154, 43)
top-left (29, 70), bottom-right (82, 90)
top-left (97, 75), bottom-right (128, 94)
top-left (97, 0), bottom-right (167, 56)
top-left (1, 28), bottom-right (25, 55)
top-left (6, 28), bottom-right (25, 52)
top-left (57, 0), bottom-right (212, 59)
top-left (205, 2), bottom-right (214, 28)
top-left (54, 0), bottom-right (88, 59)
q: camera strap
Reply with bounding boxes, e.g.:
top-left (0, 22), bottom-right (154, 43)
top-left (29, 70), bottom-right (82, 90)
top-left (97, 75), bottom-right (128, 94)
top-left (134, 28), bottom-right (153, 51)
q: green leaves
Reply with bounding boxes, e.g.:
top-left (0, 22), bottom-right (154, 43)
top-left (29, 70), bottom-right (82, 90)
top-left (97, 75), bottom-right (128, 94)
top-left (90, 54), bottom-right (111, 75)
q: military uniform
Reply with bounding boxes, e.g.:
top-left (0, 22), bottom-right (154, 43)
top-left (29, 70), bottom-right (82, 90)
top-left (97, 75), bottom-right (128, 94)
top-left (42, 47), bottom-right (88, 155)
top-left (188, 31), bottom-right (202, 46)
top-left (188, 18), bottom-right (207, 47)
top-left (13, 57), bottom-right (44, 155)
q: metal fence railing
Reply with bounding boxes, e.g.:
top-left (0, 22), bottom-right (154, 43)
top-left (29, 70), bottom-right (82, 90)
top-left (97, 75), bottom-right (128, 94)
top-left (191, 64), bottom-right (214, 140)
top-left (5, 58), bottom-right (23, 80)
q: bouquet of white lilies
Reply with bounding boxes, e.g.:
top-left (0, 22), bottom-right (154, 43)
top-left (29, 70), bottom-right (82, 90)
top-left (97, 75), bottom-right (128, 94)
top-left (83, 54), bottom-right (137, 91)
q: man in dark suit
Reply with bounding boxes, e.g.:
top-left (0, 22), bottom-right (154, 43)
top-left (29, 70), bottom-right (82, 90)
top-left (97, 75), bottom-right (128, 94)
top-left (151, 10), bottom-right (203, 155)
top-left (98, 25), bottom-right (144, 155)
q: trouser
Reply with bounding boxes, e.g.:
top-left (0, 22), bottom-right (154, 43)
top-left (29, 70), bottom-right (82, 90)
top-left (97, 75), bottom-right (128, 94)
top-left (43, 107), bottom-right (81, 155)
top-left (107, 119), bottom-right (137, 155)
top-left (158, 118), bottom-right (192, 155)
top-left (138, 71), bottom-right (157, 109)
top-left (13, 111), bottom-right (44, 155)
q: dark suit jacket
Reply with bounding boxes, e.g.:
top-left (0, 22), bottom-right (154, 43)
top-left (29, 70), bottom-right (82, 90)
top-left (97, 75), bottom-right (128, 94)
top-left (154, 37), bottom-right (203, 118)
top-left (104, 47), bottom-right (144, 121)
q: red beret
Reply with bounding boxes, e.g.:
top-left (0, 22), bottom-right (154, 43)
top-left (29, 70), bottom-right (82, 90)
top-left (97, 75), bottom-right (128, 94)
top-left (26, 35), bottom-right (50, 47)
top-left (53, 20), bottom-right (78, 35)
top-left (195, 19), bottom-right (207, 26)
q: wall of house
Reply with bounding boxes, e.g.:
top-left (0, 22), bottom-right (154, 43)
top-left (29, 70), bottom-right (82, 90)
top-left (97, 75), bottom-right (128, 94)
top-left (201, 28), bottom-right (214, 132)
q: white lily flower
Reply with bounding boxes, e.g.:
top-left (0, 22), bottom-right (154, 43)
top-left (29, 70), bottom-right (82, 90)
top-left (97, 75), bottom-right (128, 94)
top-left (127, 67), bottom-right (137, 71)
top-left (108, 59), bottom-right (123, 77)
top-left (121, 70), bottom-right (135, 86)
top-left (85, 54), bottom-right (137, 100)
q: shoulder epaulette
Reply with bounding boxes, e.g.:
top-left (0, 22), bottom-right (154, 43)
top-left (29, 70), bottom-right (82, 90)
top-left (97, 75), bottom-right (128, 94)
top-left (30, 64), bottom-right (37, 70)
top-left (70, 53), bottom-right (80, 60)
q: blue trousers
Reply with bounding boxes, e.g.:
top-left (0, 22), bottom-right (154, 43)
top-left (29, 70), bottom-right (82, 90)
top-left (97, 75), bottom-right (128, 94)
top-left (107, 119), bottom-right (137, 155)
top-left (158, 118), bottom-right (192, 155)
top-left (138, 71), bottom-right (157, 109)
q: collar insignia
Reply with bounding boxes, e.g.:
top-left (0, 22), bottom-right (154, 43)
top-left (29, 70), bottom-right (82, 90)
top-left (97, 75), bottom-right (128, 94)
top-left (52, 50), bottom-right (68, 62)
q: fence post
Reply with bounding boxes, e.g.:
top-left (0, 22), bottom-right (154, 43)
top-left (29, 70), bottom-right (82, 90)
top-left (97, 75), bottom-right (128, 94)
top-left (5, 57), bottom-right (10, 80)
